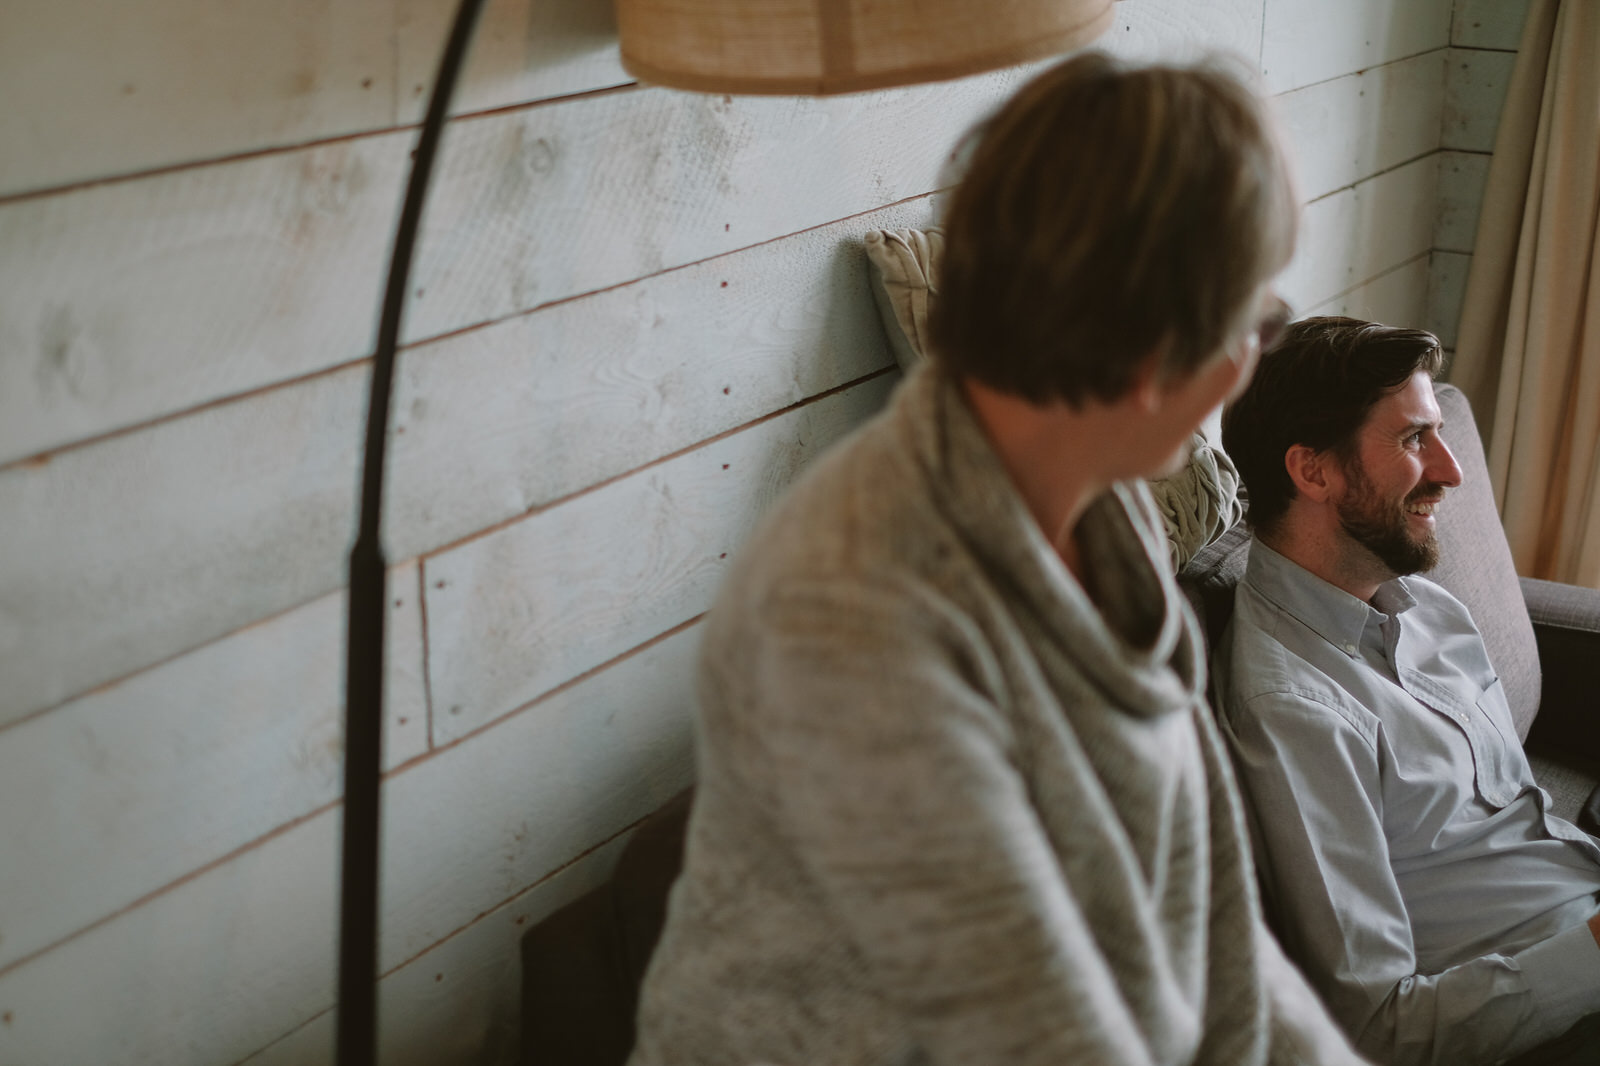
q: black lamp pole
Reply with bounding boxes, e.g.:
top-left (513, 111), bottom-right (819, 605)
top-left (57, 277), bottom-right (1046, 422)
top-left (338, 1), bottom-right (487, 1063)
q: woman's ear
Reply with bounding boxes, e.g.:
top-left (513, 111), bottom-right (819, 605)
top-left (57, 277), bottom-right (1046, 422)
top-left (1129, 344), bottom-right (1169, 415)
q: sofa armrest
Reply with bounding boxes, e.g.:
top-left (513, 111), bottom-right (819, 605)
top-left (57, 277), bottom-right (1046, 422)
top-left (1521, 576), bottom-right (1600, 761)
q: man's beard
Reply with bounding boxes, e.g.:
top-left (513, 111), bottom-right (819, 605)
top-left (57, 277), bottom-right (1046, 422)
top-left (1337, 458), bottom-right (1444, 577)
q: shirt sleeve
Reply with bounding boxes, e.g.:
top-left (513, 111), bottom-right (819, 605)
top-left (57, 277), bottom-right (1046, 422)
top-left (1221, 688), bottom-right (1600, 1066)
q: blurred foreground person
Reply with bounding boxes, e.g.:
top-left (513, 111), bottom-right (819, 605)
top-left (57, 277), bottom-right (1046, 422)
top-left (629, 53), bottom-right (1365, 1066)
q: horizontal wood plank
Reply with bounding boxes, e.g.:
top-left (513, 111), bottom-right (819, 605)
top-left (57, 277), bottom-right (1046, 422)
top-left (380, 624), bottom-right (698, 969)
top-left (0, 365), bottom-right (367, 724)
top-left (0, 135), bottom-right (405, 465)
top-left (0, 626), bottom-right (697, 1064)
top-left (1102, 0), bottom-right (1264, 65)
top-left (0, 0), bottom-right (396, 199)
top-left (1437, 149), bottom-right (1493, 252)
top-left (385, 196), bottom-right (930, 561)
top-left (425, 377), bottom-right (895, 741)
top-left (1427, 250), bottom-right (1473, 349)
top-left (0, 804), bottom-right (343, 1066)
top-left (1279, 155), bottom-right (1438, 314)
top-left (1306, 253), bottom-right (1432, 329)
top-left (396, 0), bottom-right (631, 122)
top-left (0, 562), bottom-right (426, 973)
top-left (1276, 51), bottom-right (1444, 201)
top-left (239, 829), bottom-right (637, 1066)
top-left (1451, 0), bottom-right (1531, 50)
top-left (1443, 47), bottom-right (1517, 152)
top-left (400, 73), bottom-right (1022, 348)
top-left (1262, 0), bottom-right (1451, 94)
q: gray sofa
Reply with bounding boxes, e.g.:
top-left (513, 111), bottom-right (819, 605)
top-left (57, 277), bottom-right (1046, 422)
top-left (518, 381), bottom-right (1600, 1066)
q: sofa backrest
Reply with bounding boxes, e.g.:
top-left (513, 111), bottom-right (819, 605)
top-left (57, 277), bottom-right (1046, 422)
top-left (519, 789), bottom-right (693, 1066)
top-left (1178, 382), bottom-right (1541, 739)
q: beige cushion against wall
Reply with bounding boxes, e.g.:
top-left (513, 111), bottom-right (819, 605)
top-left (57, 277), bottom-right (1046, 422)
top-left (863, 228), bottom-right (943, 375)
top-left (862, 226), bottom-right (1243, 571)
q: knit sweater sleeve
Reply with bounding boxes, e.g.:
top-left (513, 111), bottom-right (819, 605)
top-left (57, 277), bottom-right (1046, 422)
top-left (726, 575), bottom-right (1164, 1066)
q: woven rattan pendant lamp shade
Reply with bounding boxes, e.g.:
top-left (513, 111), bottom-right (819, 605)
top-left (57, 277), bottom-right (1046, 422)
top-left (616, 0), bottom-right (1117, 95)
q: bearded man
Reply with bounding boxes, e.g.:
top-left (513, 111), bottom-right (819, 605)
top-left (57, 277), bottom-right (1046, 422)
top-left (1216, 316), bottom-right (1600, 1066)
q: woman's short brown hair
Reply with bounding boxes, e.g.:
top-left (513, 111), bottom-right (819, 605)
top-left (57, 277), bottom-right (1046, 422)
top-left (929, 52), bottom-right (1298, 406)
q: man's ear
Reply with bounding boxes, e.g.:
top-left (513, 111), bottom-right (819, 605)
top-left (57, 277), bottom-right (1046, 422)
top-left (1284, 444), bottom-right (1339, 503)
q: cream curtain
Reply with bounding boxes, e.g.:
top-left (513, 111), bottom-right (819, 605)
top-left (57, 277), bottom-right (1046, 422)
top-left (1451, 0), bottom-right (1600, 586)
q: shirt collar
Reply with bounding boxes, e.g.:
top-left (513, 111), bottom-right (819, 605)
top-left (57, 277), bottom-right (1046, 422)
top-left (1244, 536), bottom-right (1417, 655)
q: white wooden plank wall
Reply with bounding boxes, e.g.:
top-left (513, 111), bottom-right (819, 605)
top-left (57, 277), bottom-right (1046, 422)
top-left (0, 0), bottom-right (1474, 1062)
top-left (1432, 0), bottom-right (1529, 358)
top-left (0, 560), bottom-right (428, 975)
top-left (1261, 0), bottom-right (1451, 94)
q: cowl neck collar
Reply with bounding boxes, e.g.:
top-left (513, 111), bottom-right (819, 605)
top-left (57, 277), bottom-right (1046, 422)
top-left (898, 364), bottom-right (1204, 719)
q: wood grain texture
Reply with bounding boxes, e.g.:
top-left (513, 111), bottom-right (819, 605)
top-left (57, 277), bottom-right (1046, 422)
top-left (1427, 250), bottom-right (1473, 349)
top-left (396, 0), bottom-right (630, 122)
top-left (1306, 253), bottom-right (1432, 329)
top-left (0, 192), bottom-right (922, 725)
top-left (385, 196), bottom-right (931, 561)
top-left (0, 804), bottom-right (344, 1066)
top-left (1262, 0), bottom-right (1451, 94)
top-left (425, 377), bottom-right (895, 742)
top-left (1452, 0), bottom-right (1530, 50)
top-left (400, 73), bottom-right (1021, 347)
top-left (0, 626), bottom-right (695, 1066)
top-left (0, 135), bottom-right (404, 465)
top-left (238, 830), bottom-right (638, 1066)
top-left (0, 561), bottom-right (425, 974)
top-left (0, 0), bottom-right (396, 199)
top-left (0, 364), bottom-right (367, 724)
top-left (379, 624), bottom-right (698, 970)
top-left (0, 72), bottom-right (1009, 467)
top-left (1276, 51), bottom-right (1444, 201)
top-left (1278, 155), bottom-right (1438, 314)
top-left (1443, 47), bottom-right (1517, 152)
top-left (1437, 149), bottom-right (1492, 252)
top-left (1102, 0), bottom-right (1265, 66)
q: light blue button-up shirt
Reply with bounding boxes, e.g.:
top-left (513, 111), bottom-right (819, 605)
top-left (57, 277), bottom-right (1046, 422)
top-left (1215, 538), bottom-right (1600, 1066)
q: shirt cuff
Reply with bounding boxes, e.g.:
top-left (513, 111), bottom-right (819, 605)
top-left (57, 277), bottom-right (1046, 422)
top-left (1514, 918), bottom-right (1600, 1038)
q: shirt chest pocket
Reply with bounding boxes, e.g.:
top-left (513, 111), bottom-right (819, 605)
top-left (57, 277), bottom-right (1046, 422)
top-left (1463, 677), bottom-right (1529, 808)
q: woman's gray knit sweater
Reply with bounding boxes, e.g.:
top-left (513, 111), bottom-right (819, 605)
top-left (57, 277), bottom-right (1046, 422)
top-left (628, 365), bottom-right (1365, 1066)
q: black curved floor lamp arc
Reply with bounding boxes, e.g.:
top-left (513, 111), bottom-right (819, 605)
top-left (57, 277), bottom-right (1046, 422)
top-left (339, 1), bottom-right (486, 1063)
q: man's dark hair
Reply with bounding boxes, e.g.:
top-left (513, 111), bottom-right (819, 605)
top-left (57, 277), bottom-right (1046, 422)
top-left (1222, 316), bottom-right (1446, 537)
top-left (930, 51), bottom-right (1297, 407)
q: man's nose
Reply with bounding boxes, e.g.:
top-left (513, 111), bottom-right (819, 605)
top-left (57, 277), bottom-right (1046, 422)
top-left (1429, 436), bottom-right (1463, 488)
